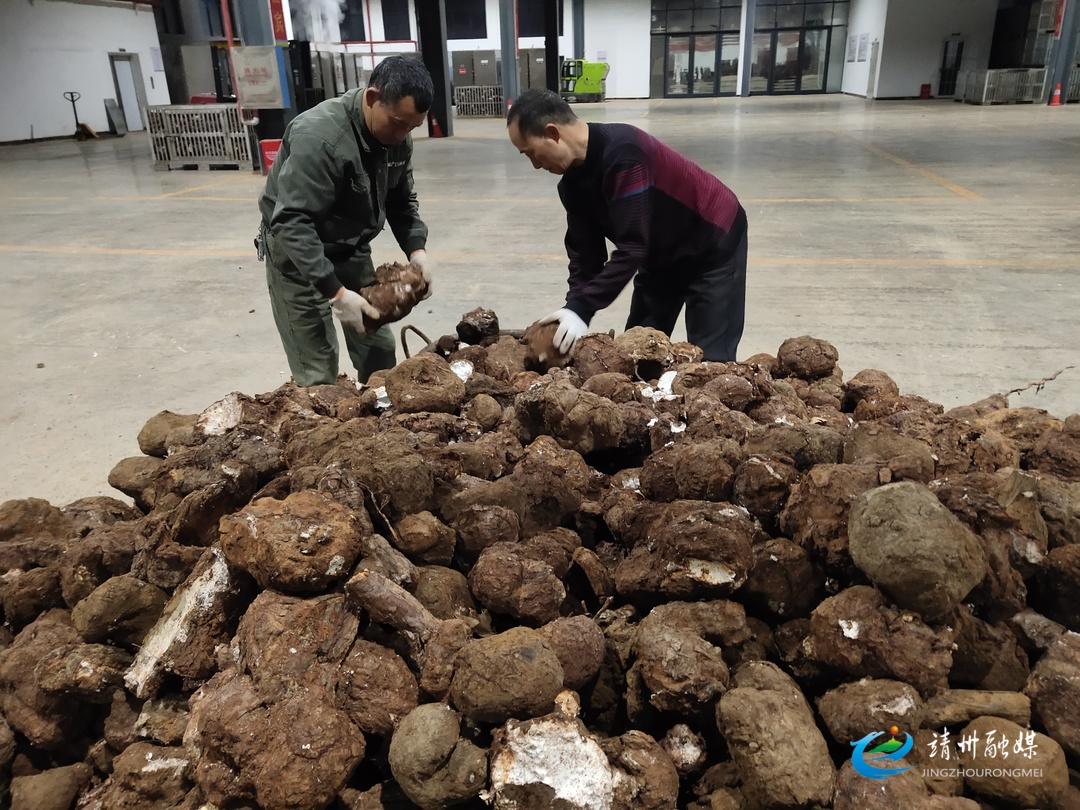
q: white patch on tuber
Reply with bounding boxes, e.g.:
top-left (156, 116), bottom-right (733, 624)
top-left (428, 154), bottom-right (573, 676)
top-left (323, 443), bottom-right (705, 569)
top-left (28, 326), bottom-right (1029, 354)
top-left (125, 549), bottom-right (231, 698)
top-left (839, 619), bottom-right (860, 639)
top-left (686, 559), bottom-right (736, 586)
top-left (197, 393), bottom-right (244, 436)
top-left (141, 756), bottom-right (188, 773)
top-left (490, 718), bottom-right (613, 810)
top-left (326, 554), bottom-right (347, 577)
top-left (374, 386), bottom-right (392, 410)
top-left (450, 359), bottom-right (475, 382)
top-left (656, 370), bottom-right (678, 395)
top-left (874, 693), bottom-right (918, 718)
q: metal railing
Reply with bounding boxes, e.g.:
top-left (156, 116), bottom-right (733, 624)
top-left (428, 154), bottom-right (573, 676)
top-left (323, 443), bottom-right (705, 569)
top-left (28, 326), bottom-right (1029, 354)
top-left (146, 104), bottom-right (255, 170)
top-left (1068, 66), bottom-right (1080, 102)
top-left (955, 68), bottom-right (1048, 104)
top-left (453, 85), bottom-right (504, 118)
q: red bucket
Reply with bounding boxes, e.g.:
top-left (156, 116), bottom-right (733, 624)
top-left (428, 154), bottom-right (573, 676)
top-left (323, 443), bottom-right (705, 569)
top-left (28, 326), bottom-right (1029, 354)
top-left (259, 138), bottom-right (283, 175)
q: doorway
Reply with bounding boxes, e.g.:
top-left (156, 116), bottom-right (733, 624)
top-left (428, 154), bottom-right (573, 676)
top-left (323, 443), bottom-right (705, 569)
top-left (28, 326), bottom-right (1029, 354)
top-left (751, 28), bottom-right (831, 94)
top-left (662, 32), bottom-right (740, 97)
top-left (110, 54), bottom-right (148, 131)
top-left (939, 38), bottom-right (964, 96)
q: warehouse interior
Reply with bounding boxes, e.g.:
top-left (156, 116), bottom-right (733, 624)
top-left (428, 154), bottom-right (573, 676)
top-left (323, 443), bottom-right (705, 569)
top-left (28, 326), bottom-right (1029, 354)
top-left (1, 0), bottom-right (1080, 807)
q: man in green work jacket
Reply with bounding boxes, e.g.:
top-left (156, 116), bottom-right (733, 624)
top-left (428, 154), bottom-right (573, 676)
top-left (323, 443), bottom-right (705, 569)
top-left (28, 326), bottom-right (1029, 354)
top-left (259, 56), bottom-right (433, 384)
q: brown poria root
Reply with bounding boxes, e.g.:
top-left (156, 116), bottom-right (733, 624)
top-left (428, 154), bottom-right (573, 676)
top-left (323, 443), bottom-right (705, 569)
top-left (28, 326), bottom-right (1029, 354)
top-left (0, 320), bottom-right (1077, 809)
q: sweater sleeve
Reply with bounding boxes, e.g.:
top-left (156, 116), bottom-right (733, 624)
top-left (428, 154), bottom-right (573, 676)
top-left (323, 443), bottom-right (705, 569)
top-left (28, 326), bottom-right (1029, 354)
top-left (563, 148), bottom-right (652, 323)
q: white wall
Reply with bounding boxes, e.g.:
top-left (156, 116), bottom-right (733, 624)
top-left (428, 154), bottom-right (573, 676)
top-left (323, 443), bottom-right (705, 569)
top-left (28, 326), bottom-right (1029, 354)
top-left (583, 0), bottom-right (650, 98)
top-left (876, 0), bottom-right (997, 97)
top-left (0, 0), bottom-right (170, 142)
top-left (842, 0), bottom-right (888, 96)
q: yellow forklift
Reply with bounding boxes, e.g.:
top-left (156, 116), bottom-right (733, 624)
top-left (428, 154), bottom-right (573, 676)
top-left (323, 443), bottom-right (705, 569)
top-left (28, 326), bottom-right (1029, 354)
top-left (560, 58), bottom-right (609, 103)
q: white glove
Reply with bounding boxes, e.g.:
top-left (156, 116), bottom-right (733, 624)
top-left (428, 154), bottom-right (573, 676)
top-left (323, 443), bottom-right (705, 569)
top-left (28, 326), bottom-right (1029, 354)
top-left (539, 308), bottom-right (589, 355)
top-left (410, 249), bottom-right (432, 300)
top-left (331, 288), bottom-right (380, 331)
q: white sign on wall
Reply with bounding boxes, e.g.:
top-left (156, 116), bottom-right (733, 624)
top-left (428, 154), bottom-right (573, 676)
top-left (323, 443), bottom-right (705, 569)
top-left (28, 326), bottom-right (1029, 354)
top-left (846, 35), bottom-right (856, 62)
top-left (857, 33), bottom-right (869, 62)
top-left (232, 46), bottom-right (284, 108)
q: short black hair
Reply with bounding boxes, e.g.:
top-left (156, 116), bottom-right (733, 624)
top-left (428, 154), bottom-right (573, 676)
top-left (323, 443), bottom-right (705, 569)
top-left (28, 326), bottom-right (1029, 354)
top-left (507, 88), bottom-right (577, 136)
top-left (369, 55), bottom-right (434, 112)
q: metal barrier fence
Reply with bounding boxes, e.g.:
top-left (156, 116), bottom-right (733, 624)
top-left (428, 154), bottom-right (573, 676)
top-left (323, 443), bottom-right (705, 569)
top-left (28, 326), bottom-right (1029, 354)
top-left (1068, 66), bottom-right (1080, 102)
top-left (146, 104), bottom-right (255, 170)
top-left (955, 69), bottom-right (1048, 104)
top-left (453, 86), bottom-right (504, 118)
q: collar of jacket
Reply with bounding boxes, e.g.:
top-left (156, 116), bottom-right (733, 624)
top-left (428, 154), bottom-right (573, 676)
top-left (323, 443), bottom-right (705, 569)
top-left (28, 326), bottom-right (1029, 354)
top-left (345, 87), bottom-right (382, 154)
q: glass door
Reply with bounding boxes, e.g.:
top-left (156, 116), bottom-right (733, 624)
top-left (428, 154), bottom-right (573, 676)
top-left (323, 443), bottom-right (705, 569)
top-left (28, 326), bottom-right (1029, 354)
top-left (666, 35), bottom-right (691, 95)
top-left (750, 32), bottom-right (772, 93)
top-left (772, 30), bottom-right (800, 93)
top-left (719, 32), bottom-right (740, 94)
top-left (800, 28), bottom-right (828, 92)
top-left (691, 34), bottom-right (718, 95)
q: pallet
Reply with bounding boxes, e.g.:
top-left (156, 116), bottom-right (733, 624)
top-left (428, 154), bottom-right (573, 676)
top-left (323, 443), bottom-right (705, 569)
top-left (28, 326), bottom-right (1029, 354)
top-left (156, 161), bottom-right (249, 171)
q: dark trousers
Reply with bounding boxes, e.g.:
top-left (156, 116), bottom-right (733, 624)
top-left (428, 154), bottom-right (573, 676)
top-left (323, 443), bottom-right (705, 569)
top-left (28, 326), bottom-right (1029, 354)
top-left (265, 252), bottom-right (396, 386)
top-left (625, 231), bottom-right (747, 362)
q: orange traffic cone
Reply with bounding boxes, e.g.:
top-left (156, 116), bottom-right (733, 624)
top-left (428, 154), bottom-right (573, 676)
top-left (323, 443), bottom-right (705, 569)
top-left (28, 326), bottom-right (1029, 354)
top-left (1050, 82), bottom-right (1063, 106)
top-left (429, 112), bottom-right (444, 138)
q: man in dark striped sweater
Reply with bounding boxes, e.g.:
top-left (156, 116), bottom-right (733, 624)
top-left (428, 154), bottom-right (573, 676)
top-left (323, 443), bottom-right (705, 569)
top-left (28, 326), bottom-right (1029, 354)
top-left (507, 89), bottom-right (748, 362)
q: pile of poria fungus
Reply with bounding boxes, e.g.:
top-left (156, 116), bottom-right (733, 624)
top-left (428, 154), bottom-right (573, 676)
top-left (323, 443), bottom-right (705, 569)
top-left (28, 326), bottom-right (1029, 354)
top-left (1, 304), bottom-right (1079, 810)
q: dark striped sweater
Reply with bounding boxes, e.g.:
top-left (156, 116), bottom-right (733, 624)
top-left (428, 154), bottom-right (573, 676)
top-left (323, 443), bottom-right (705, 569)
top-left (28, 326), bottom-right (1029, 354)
top-left (557, 122), bottom-right (746, 322)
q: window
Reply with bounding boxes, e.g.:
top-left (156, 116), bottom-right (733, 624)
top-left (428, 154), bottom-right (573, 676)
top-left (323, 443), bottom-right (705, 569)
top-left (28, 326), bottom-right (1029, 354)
top-left (518, 0), bottom-right (564, 38)
top-left (382, 0), bottom-right (411, 41)
top-left (341, 0), bottom-right (366, 41)
top-left (446, 0), bottom-right (486, 39)
top-left (154, 0), bottom-right (184, 35)
top-left (652, 0), bottom-right (739, 33)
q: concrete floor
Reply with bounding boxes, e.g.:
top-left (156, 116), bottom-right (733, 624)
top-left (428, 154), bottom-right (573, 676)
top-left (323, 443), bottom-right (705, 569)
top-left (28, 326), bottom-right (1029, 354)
top-left (1, 95), bottom-right (1078, 505)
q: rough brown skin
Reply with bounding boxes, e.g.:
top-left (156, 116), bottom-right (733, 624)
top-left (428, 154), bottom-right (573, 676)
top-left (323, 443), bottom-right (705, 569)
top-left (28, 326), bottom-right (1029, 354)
top-left (524, 320), bottom-right (570, 369)
top-left (779, 463), bottom-right (880, 576)
top-left (959, 716), bottom-right (1068, 807)
top-left (1025, 631), bottom-right (1080, 758)
top-left (602, 730), bottom-right (681, 810)
top-left (359, 261), bottom-right (429, 330)
top-left (950, 606), bottom-right (1030, 692)
top-left (57, 522), bottom-right (138, 608)
top-left (463, 392), bottom-right (505, 430)
top-left (0, 610), bottom-right (90, 751)
top-left (538, 616), bottom-right (606, 691)
top-left (775, 336), bottom-right (838, 380)
top-left (468, 541), bottom-right (566, 625)
top-left (742, 537), bottom-right (822, 620)
top-left (0, 498), bottom-right (74, 545)
top-left (107, 456), bottom-right (163, 511)
top-left (384, 353), bottom-right (467, 415)
top-left (807, 586), bottom-right (955, 698)
top-left (71, 574), bottom-right (167, 646)
top-left (483, 334), bottom-right (531, 381)
top-left (10, 763), bottom-right (92, 810)
top-left (0, 567), bottom-right (64, 629)
top-left (388, 703), bottom-right (488, 809)
top-left (137, 410), bottom-right (198, 458)
top-left (615, 500), bottom-right (756, 601)
top-left (186, 671), bottom-right (365, 810)
top-left (235, 591), bottom-right (359, 702)
top-left (456, 306), bottom-right (500, 344)
top-left (413, 565), bottom-right (478, 620)
top-left (449, 626), bottom-right (564, 724)
top-left (615, 326), bottom-right (674, 380)
top-left (833, 760), bottom-right (980, 810)
top-left (640, 439), bottom-right (743, 503)
top-left (582, 372), bottom-right (640, 403)
top-left (393, 510), bottom-right (456, 565)
top-left (336, 639), bottom-right (419, 736)
top-left (848, 482), bottom-right (987, 621)
top-left (816, 678), bottom-right (923, 744)
top-left (220, 490), bottom-right (363, 594)
top-left (717, 661), bottom-right (836, 809)
top-left (1031, 544), bottom-right (1080, 631)
top-left (571, 333), bottom-right (635, 379)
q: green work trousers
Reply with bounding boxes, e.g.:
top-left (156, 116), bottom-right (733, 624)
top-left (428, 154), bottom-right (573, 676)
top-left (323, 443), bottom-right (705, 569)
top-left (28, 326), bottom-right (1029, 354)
top-left (265, 252), bottom-right (396, 385)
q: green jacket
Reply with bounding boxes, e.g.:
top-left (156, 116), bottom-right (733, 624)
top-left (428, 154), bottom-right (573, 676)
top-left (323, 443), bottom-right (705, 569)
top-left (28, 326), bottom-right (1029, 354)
top-left (258, 87), bottom-right (428, 299)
